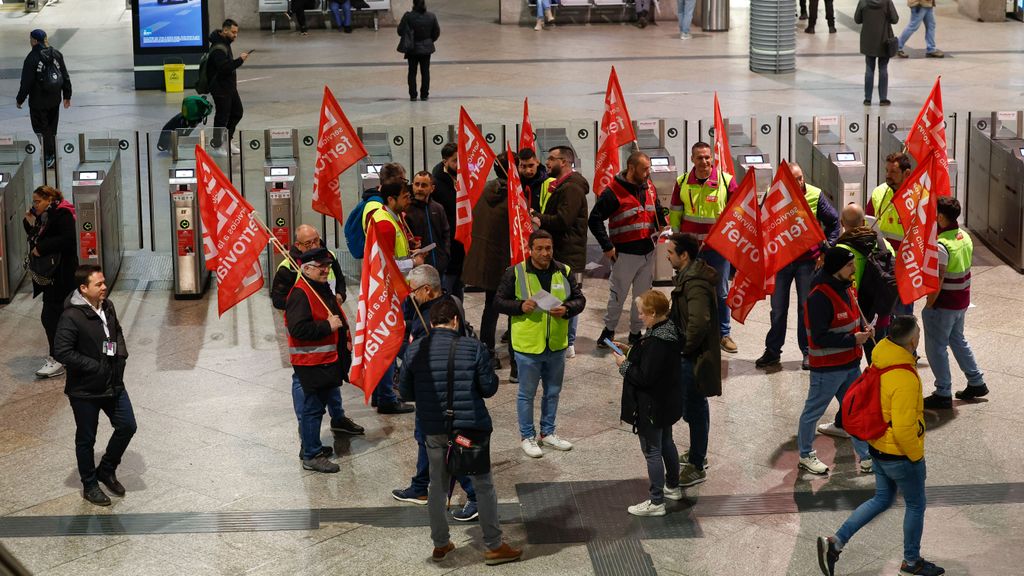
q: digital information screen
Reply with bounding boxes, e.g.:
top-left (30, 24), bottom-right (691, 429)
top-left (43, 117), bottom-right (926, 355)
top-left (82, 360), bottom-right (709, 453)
top-left (270, 167), bottom-right (290, 176)
top-left (137, 0), bottom-right (205, 49)
top-left (78, 172), bottom-right (99, 180)
top-left (743, 155), bottom-right (765, 164)
top-left (650, 157), bottom-right (670, 167)
top-left (834, 152), bottom-right (857, 162)
top-left (175, 169), bottom-right (195, 179)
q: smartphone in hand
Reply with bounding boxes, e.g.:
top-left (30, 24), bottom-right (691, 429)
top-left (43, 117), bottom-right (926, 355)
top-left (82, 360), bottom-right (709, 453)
top-left (603, 338), bottom-right (625, 356)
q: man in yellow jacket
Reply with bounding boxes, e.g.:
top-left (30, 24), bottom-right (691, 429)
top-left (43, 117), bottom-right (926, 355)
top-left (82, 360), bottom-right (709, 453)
top-left (816, 315), bottom-right (945, 576)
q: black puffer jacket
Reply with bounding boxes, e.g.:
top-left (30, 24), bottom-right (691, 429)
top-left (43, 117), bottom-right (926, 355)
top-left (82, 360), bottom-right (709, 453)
top-left (619, 320), bottom-right (683, 431)
top-left (397, 9), bottom-right (440, 57)
top-left (399, 328), bottom-right (498, 435)
top-left (16, 44), bottom-right (72, 108)
top-left (431, 161), bottom-right (464, 277)
top-left (207, 30), bottom-right (244, 93)
top-left (53, 290), bottom-right (129, 399)
top-left (23, 200), bottom-right (78, 298)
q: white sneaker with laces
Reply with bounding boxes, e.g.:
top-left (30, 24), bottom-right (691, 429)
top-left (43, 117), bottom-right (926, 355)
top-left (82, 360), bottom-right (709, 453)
top-left (817, 422), bottom-right (851, 438)
top-left (230, 140), bottom-right (241, 155)
top-left (540, 434), bottom-right (573, 451)
top-left (521, 437), bottom-right (543, 458)
top-left (859, 458), bottom-right (873, 474)
top-left (680, 32), bottom-right (692, 40)
top-left (35, 356), bottom-right (65, 378)
top-left (565, 345), bottom-right (576, 359)
top-left (662, 485), bottom-right (683, 501)
top-left (627, 499), bottom-right (666, 517)
top-left (799, 451), bottom-right (829, 475)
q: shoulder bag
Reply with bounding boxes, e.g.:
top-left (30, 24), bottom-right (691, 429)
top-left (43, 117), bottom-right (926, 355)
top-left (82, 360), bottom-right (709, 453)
top-left (443, 336), bottom-right (491, 476)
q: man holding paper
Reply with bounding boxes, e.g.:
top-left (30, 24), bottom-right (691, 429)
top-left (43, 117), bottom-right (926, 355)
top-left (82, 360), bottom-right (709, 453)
top-left (494, 230), bottom-right (586, 458)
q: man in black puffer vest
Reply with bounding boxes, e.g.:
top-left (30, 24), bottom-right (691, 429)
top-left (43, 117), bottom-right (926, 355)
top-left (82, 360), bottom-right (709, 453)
top-left (53, 265), bottom-right (136, 507)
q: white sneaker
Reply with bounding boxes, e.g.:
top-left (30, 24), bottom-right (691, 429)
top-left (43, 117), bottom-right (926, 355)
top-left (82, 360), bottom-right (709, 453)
top-left (230, 140), bottom-right (241, 155)
top-left (208, 143), bottom-right (228, 157)
top-left (798, 451), bottom-right (829, 475)
top-left (627, 499), bottom-right (666, 517)
top-left (662, 485), bottom-right (683, 501)
top-left (859, 458), bottom-right (873, 474)
top-left (35, 356), bottom-right (65, 378)
top-left (679, 32), bottom-right (692, 40)
top-left (521, 437), bottom-right (543, 458)
top-left (565, 345), bottom-right (576, 359)
top-left (540, 434), bottom-right (573, 451)
top-left (817, 422), bottom-right (850, 439)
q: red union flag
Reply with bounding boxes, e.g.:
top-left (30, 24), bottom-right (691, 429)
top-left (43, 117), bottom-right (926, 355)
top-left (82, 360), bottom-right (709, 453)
top-left (312, 86), bottom-right (368, 223)
top-left (506, 145), bottom-right (533, 266)
top-left (519, 98), bottom-right (536, 155)
top-left (893, 156), bottom-right (941, 304)
top-left (713, 93), bottom-right (736, 177)
top-left (905, 77), bottom-right (951, 197)
top-left (455, 107), bottom-right (497, 254)
top-left (349, 224), bottom-right (412, 402)
top-left (593, 66), bottom-right (636, 194)
top-left (195, 146), bottom-right (271, 316)
top-left (760, 160), bottom-right (826, 278)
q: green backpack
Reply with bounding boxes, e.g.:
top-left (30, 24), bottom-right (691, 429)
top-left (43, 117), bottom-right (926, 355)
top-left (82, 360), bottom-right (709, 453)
top-left (194, 44), bottom-right (228, 95)
top-left (181, 95), bottom-right (213, 125)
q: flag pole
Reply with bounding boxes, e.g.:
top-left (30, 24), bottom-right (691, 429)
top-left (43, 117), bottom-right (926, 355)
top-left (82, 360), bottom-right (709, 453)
top-left (249, 212), bottom-right (335, 315)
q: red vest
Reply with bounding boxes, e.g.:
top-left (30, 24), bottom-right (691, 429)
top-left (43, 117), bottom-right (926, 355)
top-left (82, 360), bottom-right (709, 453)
top-left (608, 178), bottom-right (657, 245)
top-left (286, 279), bottom-right (339, 367)
top-left (804, 283), bottom-right (862, 369)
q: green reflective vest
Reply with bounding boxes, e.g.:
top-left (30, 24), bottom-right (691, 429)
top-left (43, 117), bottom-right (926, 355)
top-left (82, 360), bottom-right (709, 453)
top-left (669, 170), bottom-right (732, 236)
top-left (805, 184), bottom-right (822, 216)
top-left (837, 237), bottom-right (894, 290)
top-left (870, 184), bottom-right (904, 242)
top-left (511, 262), bottom-right (571, 354)
top-left (539, 177), bottom-right (556, 213)
top-left (278, 248), bottom-right (338, 287)
top-left (937, 228), bottom-right (973, 291)
top-left (367, 205), bottom-right (409, 258)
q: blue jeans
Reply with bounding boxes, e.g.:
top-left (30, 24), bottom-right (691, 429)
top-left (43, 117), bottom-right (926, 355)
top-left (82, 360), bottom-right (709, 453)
top-left (514, 349), bottom-right (565, 439)
top-left (638, 425), bottom-right (680, 505)
top-left (568, 315), bottom-right (578, 347)
top-left (922, 307), bottom-right (985, 397)
top-left (765, 259), bottom-right (815, 356)
top-left (292, 372), bottom-right (344, 422)
top-left (372, 360), bottom-right (399, 406)
top-left (68, 390), bottom-right (138, 488)
top-left (681, 357), bottom-right (710, 470)
top-left (864, 56), bottom-right (890, 102)
top-left (409, 424), bottom-right (476, 500)
top-left (536, 0), bottom-right (550, 18)
top-left (329, 0), bottom-right (351, 27)
top-left (836, 457), bottom-right (927, 564)
top-left (894, 300), bottom-right (914, 316)
top-left (301, 388), bottom-right (337, 460)
top-left (699, 249), bottom-right (731, 337)
top-left (898, 6), bottom-right (937, 53)
top-left (677, 0), bottom-right (696, 34)
top-left (798, 366), bottom-right (870, 460)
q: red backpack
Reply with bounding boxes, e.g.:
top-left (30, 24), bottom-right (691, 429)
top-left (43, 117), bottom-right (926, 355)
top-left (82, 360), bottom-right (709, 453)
top-left (841, 364), bottom-right (915, 441)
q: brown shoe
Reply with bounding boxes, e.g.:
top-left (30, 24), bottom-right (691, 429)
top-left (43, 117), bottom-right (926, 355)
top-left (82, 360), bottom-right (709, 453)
top-left (926, 50), bottom-right (945, 58)
top-left (432, 541), bottom-right (455, 562)
top-left (720, 335), bottom-right (738, 354)
top-left (484, 542), bottom-right (522, 566)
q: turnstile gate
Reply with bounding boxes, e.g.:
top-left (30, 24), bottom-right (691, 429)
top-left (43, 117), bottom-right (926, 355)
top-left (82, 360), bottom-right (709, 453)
top-left (877, 115), bottom-right (958, 198)
top-left (633, 119), bottom-right (685, 284)
top-left (0, 138), bottom-right (35, 303)
top-left (966, 111), bottom-right (1024, 272)
top-left (72, 158), bottom-right (123, 288)
top-left (791, 115), bottom-right (867, 209)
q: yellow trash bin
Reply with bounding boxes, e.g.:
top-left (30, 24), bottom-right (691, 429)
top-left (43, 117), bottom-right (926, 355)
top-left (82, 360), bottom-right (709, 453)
top-left (164, 60), bottom-right (185, 93)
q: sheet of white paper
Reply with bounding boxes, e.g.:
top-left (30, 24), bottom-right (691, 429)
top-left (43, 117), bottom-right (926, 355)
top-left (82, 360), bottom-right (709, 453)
top-left (412, 243), bottom-right (436, 255)
top-left (531, 289), bottom-right (563, 312)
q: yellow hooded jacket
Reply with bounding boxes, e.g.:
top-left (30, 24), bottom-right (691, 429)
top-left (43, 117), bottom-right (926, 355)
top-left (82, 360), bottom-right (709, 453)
top-left (868, 338), bottom-right (926, 462)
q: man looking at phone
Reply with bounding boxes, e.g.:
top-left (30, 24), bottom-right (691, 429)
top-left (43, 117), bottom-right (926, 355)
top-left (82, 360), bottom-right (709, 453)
top-left (207, 19), bottom-right (252, 154)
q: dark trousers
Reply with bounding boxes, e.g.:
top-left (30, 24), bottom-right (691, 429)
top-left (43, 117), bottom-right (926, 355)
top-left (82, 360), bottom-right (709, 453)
top-left (808, 0), bottom-right (834, 25)
top-left (638, 425), bottom-right (680, 505)
top-left (29, 104), bottom-right (60, 161)
top-left (407, 55), bottom-right (431, 99)
top-left (69, 390), bottom-right (138, 488)
top-left (409, 423), bottom-right (476, 499)
top-left (300, 387), bottom-right (333, 460)
top-left (864, 56), bottom-right (890, 102)
top-left (211, 89), bottom-right (244, 146)
top-left (292, 0), bottom-right (310, 32)
top-left (41, 284), bottom-right (67, 356)
top-left (764, 259), bottom-right (814, 357)
top-left (680, 357), bottom-right (710, 470)
top-left (481, 290), bottom-right (500, 354)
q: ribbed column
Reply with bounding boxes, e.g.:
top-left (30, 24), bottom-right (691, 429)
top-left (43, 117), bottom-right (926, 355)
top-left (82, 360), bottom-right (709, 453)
top-left (750, 0), bottom-right (796, 74)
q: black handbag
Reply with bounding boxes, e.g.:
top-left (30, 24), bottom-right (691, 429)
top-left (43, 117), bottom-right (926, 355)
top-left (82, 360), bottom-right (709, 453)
top-left (25, 251), bottom-right (61, 286)
top-left (884, 23), bottom-right (899, 58)
top-left (397, 19), bottom-right (414, 54)
top-left (443, 336), bottom-right (491, 477)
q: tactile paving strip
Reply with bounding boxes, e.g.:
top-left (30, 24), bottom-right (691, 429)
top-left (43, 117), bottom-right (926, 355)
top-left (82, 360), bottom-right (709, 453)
top-left (0, 509), bottom-right (317, 538)
top-left (587, 539), bottom-right (658, 576)
top-left (112, 253), bottom-right (173, 292)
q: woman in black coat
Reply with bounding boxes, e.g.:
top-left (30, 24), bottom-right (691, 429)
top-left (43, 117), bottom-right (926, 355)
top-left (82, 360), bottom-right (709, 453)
top-left (613, 290), bottom-right (684, 517)
top-left (23, 185), bottom-right (78, 378)
top-left (398, 0), bottom-right (440, 101)
top-left (855, 0), bottom-right (899, 106)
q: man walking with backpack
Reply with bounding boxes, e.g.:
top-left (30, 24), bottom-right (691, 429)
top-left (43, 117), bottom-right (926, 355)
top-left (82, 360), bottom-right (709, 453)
top-left (16, 29), bottom-right (72, 170)
top-left (205, 19), bottom-right (251, 154)
top-left (817, 315), bottom-right (945, 576)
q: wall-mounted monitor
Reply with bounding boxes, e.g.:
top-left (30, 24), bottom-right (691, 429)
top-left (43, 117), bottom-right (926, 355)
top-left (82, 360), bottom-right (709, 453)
top-left (132, 0), bottom-right (209, 53)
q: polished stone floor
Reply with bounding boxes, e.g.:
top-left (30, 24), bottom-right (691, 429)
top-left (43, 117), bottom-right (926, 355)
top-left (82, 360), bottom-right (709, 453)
top-left (2, 0), bottom-right (1024, 574)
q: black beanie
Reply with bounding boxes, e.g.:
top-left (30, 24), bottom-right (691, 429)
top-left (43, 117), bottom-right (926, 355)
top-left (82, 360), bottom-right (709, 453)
top-left (823, 247), bottom-right (855, 276)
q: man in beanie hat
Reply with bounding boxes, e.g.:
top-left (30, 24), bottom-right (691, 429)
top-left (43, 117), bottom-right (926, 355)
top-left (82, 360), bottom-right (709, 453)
top-left (16, 29), bottom-right (72, 169)
top-left (796, 247), bottom-right (875, 476)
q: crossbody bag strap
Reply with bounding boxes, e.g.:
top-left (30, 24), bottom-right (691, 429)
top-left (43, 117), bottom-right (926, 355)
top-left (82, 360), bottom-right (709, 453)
top-left (445, 336), bottom-right (460, 439)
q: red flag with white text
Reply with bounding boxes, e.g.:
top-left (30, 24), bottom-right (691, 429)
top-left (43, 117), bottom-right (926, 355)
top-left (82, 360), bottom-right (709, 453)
top-left (713, 93), bottom-right (736, 178)
top-left (196, 146), bottom-right (271, 316)
top-left (893, 156), bottom-right (941, 304)
top-left (905, 77), bottom-right (951, 197)
top-left (455, 107), bottom-right (497, 254)
top-left (312, 86), bottom-right (368, 223)
top-left (349, 224), bottom-right (412, 402)
top-left (593, 67), bottom-right (636, 195)
top-left (519, 98), bottom-right (536, 155)
top-left (759, 160), bottom-right (826, 278)
top-left (506, 145), bottom-right (534, 266)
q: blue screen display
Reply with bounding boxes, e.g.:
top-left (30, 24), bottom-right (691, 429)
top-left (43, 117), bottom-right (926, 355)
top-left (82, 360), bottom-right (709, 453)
top-left (138, 0), bottom-right (204, 49)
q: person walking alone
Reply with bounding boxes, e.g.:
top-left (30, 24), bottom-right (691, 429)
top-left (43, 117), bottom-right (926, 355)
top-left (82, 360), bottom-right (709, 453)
top-left (16, 29), bottom-right (71, 169)
top-left (207, 19), bottom-right (251, 154)
top-left (398, 0), bottom-right (440, 102)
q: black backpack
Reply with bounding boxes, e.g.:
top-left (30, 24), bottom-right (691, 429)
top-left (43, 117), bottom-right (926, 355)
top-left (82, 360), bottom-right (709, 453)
top-left (858, 244), bottom-right (899, 320)
top-left (194, 44), bottom-right (227, 95)
top-left (37, 48), bottom-right (64, 93)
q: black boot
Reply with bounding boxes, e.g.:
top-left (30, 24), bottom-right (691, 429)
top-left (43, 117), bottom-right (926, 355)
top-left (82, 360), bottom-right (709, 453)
top-left (828, 21), bottom-right (837, 33)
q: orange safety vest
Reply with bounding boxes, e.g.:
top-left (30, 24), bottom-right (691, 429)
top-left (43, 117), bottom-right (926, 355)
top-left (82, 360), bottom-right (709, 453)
top-left (607, 178), bottom-right (657, 245)
top-left (803, 283), bottom-right (862, 369)
top-left (285, 279), bottom-right (339, 367)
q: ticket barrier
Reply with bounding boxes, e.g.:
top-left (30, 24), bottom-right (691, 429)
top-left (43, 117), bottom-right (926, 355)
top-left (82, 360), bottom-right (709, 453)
top-left (265, 162), bottom-right (299, 278)
top-left (792, 115), bottom-right (866, 208)
top-left (877, 116), bottom-right (958, 197)
top-left (166, 131), bottom-right (210, 298)
top-left (632, 119), bottom-right (684, 284)
top-left (357, 126), bottom-right (415, 191)
top-left (966, 111), bottom-right (1024, 272)
top-left (730, 117), bottom-right (777, 196)
top-left (530, 122), bottom-right (598, 176)
top-left (0, 145), bottom-right (33, 303)
top-left (72, 159), bottom-right (124, 288)
top-left (422, 122), bottom-right (506, 173)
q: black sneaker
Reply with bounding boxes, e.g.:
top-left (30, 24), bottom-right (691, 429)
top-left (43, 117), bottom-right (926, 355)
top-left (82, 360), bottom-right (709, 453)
top-left (596, 328), bottom-right (615, 349)
top-left (330, 417), bottom-right (365, 435)
top-left (802, 354), bottom-right (811, 371)
top-left (899, 558), bottom-right (945, 575)
top-left (628, 332), bottom-right (642, 347)
top-left (923, 394), bottom-right (953, 410)
top-left (799, 12), bottom-right (808, 20)
top-left (299, 446), bottom-right (334, 460)
top-left (804, 25), bottom-right (815, 33)
top-left (377, 402), bottom-right (415, 414)
top-left (954, 384), bottom-right (989, 400)
top-left (816, 536), bottom-right (840, 576)
top-left (828, 25), bottom-right (837, 33)
top-left (83, 485), bottom-right (111, 506)
top-left (755, 351), bottom-right (781, 369)
top-left (96, 470), bottom-right (126, 497)
top-left (302, 455), bottom-right (340, 473)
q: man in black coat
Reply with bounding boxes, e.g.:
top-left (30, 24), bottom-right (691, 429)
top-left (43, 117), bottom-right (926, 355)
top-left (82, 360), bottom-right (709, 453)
top-left (431, 143), bottom-right (464, 299)
top-left (397, 0), bottom-right (440, 101)
top-left (53, 265), bottom-right (136, 507)
top-left (207, 19), bottom-right (251, 152)
top-left (16, 29), bottom-right (72, 168)
top-left (405, 171), bottom-right (451, 275)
